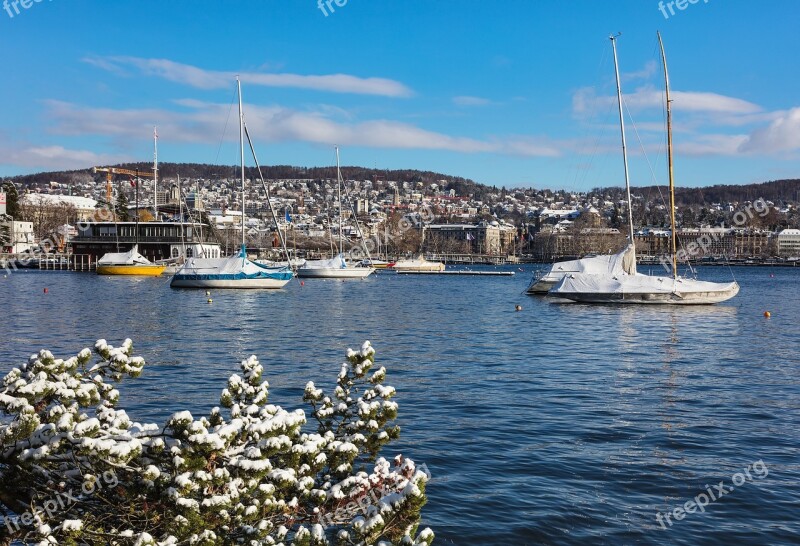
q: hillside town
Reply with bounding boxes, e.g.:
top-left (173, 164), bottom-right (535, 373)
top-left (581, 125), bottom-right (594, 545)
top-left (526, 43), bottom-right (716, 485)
top-left (2, 167), bottom-right (800, 264)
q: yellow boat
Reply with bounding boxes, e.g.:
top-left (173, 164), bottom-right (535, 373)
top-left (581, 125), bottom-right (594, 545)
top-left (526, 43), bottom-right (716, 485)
top-left (96, 264), bottom-right (166, 276)
top-left (96, 245), bottom-right (166, 276)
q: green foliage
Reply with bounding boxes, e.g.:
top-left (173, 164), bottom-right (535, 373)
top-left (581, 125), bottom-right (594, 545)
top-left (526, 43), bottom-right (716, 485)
top-left (116, 192), bottom-right (130, 221)
top-left (0, 340), bottom-right (433, 546)
top-left (1, 181), bottom-right (20, 218)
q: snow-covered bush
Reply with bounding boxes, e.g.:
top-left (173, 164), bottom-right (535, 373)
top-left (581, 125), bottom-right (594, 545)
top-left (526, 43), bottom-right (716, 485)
top-left (0, 339), bottom-right (433, 546)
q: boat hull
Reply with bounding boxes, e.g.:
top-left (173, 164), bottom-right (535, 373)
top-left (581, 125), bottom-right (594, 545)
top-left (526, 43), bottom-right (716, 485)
top-left (296, 267), bottom-right (374, 279)
top-left (551, 278), bottom-right (740, 305)
top-left (97, 265), bottom-right (166, 276)
top-left (170, 276), bottom-right (291, 289)
top-left (527, 277), bottom-right (559, 294)
top-left (392, 261), bottom-right (445, 272)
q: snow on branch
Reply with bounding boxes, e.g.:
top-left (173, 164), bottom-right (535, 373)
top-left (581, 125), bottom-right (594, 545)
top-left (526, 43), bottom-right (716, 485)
top-left (0, 339), bottom-right (433, 546)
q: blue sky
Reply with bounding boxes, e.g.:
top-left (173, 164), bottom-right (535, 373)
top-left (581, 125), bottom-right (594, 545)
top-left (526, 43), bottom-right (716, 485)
top-left (2, 0), bottom-right (799, 190)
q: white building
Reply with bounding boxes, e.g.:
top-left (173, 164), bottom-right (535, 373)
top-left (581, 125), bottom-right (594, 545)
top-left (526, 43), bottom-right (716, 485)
top-left (777, 228), bottom-right (800, 256)
top-left (1, 220), bottom-right (35, 253)
top-left (20, 194), bottom-right (98, 222)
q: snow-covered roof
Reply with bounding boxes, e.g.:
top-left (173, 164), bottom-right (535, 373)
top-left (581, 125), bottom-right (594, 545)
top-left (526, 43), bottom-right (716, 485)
top-left (21, 193), bottom-right (98, 210)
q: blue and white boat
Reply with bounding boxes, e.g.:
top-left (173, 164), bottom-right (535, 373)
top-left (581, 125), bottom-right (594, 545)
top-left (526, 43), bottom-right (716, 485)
top-left (170, 78), bottom-right (294, 290)
top-left (170, 245), bottom-right (292, 289)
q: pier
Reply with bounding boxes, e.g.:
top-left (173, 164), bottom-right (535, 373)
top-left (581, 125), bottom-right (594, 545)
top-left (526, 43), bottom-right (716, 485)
top-left (396, 270), bottom-right (515, 276)
top-left (1, 254), bottom-right (97, 272)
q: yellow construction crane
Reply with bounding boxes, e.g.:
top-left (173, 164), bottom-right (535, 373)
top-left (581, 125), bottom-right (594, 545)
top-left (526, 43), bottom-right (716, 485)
top-left (93, 167), bottom-right (155, 205)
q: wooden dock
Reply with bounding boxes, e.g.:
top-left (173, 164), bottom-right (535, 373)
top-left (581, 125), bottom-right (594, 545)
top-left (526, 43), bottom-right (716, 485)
top-left (2, 254), bottom-right (97, 272)
top-left (396, 270), bottom-right (515, 276)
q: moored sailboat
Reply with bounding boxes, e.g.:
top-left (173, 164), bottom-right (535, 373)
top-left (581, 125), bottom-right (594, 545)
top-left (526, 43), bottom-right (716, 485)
top-left (170, 78), bottom-right (293, 289)
top-left (527, 244), bottom-right (636, 294)
top-left (550, 33), bottom-right (739, 305)
top-left (96, 245), bottom-right (166, 276)
top-left (297, 147), bottom-right (374, 280)
top-left (391, 255), bottom-right (445, 272)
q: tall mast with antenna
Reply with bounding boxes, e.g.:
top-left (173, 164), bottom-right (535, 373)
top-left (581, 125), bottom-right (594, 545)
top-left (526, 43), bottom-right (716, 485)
top-left (153, 126), bottom-right (158, 220)
top-left (610, 34), bottom-right (636, 247)
top-left (658, 31), bottom-right (678, 280)
top-left (237, 77), bottom-right (246, 252)
top-left (336, 146), bottom-right (343, 256)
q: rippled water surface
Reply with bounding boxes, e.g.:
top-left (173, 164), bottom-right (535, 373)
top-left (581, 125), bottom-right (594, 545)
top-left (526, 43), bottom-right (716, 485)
top-left (1, 266), bottom-right (799, 545)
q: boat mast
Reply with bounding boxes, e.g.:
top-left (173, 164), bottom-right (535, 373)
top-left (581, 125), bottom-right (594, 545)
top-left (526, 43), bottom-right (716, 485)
top-left (178, 173), bottom-right (186, 259)
top-left (610, 34), bottom-right (636, 245)
top-left (335, 146), bottom-right (343, 256)
top-left (237, 77), bottom-right (246, 253)
top-left (658, 32), bottom-right (678, 280)
top-left (243, 124), bottom-right (294, 268)
top-left (134, 168), bottom-right (139, 247)
top-left (153, 126), bottom-right (158, 220)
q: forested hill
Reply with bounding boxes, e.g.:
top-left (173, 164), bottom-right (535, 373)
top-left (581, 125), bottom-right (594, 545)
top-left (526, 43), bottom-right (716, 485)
top-left (593, 179), bottom-right (800, 206)
top-left (7, 163), bottom-right (800, 205)
top-left (8, 163), bottom-right (483, 196)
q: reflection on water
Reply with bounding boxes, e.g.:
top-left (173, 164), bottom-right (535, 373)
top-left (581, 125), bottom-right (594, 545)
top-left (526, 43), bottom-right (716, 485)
top-left (1, 266), bottom-right (799, 545)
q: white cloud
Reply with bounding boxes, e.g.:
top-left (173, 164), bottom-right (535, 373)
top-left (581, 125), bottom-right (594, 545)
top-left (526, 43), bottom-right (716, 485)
top-left (44, 100), bottom-right (564, 158)
top-left (453, 96), bottom-right (492, 107)
top-left (0, 143), bottom-right (131, 170)
top-left (738, 107), bottom-right (800, 154)
top-left (83, 56), bottom-right (414, 98)
top-left (623, 61), bottom-right (658, 83)
top-left (573, 85), bottom-right (762, 118)
top-left (676, 134), bottom-right (750, 157)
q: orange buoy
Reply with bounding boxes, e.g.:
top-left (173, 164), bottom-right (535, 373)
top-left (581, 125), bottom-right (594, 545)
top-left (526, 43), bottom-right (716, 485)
top-left (764, 311), bottom-right (771, 318)
top-left (43, 288), bottom-right (48, 294)
top-left (300, 281), bottom-right (305, 286)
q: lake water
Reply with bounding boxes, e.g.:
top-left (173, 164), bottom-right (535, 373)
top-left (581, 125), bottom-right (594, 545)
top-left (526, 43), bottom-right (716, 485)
top-left (1, 266), bottom-right (798, 545)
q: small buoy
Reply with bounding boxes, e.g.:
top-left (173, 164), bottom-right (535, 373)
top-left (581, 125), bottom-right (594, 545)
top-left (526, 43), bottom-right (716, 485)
top-left (764, 311), bottom-right (771, 318)
top-left (770, 274), bottom-right (775, 278)
top-left (300, 281), bottom-right (305, 286)
top-left (515, 304), bottom-right (522, 312)
top-left (44, 288), bottom-right (48, 294)
top-left (205, 290), bottom-right (211, 296)
top-left (207, 298), bottom-right (213, 304)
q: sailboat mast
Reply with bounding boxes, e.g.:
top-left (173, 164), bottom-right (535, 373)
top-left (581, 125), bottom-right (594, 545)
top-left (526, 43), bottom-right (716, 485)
top-left (658, 32), bottom-right (678, 280)
top-left (134, 168), bottom-right (139, 246)
top-left (153, 126), bottom-right (158, 220)
top-left (178, 174), bottom-right (186, 258)
top-left (610, 34), bottom-right (636, 245)
top-left (335, 146), bottom-right (343, 256)
top-left (237, 77), bottom-right (246, 251)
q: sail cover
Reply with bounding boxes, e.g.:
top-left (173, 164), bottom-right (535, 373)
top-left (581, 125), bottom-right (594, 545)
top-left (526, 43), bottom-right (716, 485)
top-left (542, 243), bottom-right (636, 278)
top-left (552, 272), bottom-right (739, 301)
top-left (300, 254), bottom-right (347, 270)
top-left (97, 245), bottom-right (153, 266)
top-left (174, 249), bottom-right (293, 281)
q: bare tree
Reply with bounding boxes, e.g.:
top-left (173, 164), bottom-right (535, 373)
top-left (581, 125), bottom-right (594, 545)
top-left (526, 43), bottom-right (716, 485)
top-left (18, 202), bottom-right (77, 242)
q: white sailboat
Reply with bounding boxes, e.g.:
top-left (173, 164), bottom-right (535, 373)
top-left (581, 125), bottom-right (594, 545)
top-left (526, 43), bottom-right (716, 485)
top-left (530, 33), bottom-right (639, 295)
top-left (526, 244), bottom-right (636, 294)
top-left (550, 33), bottom-right (739, 304)
top-left (391, 255), bottom-right (445, 272)
top-left (297, 147), bottom-right (374, 279)
top-left (170, 78), bottom-right (293, 289)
